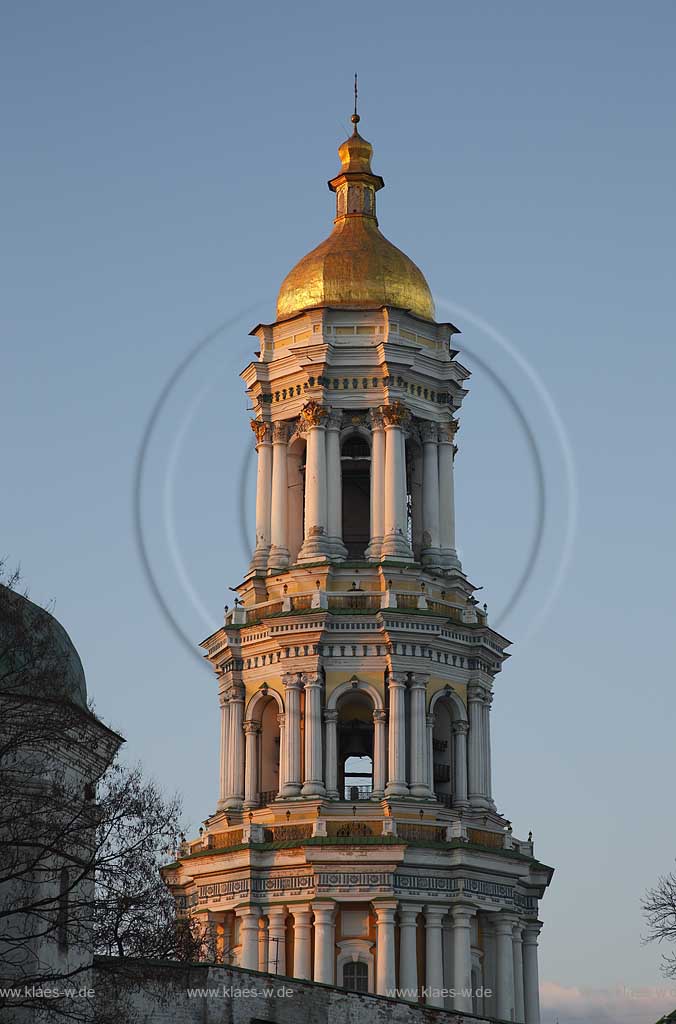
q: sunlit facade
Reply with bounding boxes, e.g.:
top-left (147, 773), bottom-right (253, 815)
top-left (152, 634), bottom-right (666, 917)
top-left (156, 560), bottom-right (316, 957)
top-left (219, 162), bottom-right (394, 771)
top-left (163, 108), bottom-right (553, 1022)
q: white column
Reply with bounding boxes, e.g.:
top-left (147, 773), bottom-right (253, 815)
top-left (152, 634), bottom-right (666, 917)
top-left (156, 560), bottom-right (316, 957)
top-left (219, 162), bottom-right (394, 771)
top-left (482, 916), bottom-right (497, 1019)
top-left (451, 904), bottom-right (476, 1013)
top-left (277, 712), bottom-right (287, 796)
top-left (495, 914), bottom-right (517, 1022)
top-left (267, 906), bottom-right (287, 975)
top-left (298, 402), bottom-right (330, 562)
top-left (218, 694), bottom-right (231, 808)
top-left (326, 410), bottom-right (347, 560)
top-left (398, 904), bottom-right (421, 997)
top-left (452, 720), bottom-right (469, 808)
top-left (269, 421), bottom-right (290, 568)
top-left (324, 709), bottom-right (339, 799)
top-left (381, 404), bottom-right (413, 559)
top-left (437, 419), bottom-right (460, 568)
top-left (302, 674), bottom-right (325, 797)
top-left (243, 721), bottom-right (260, 809)
top-left (366, 409), bottom-right (385, 560)
top-left (426, 713), bottom-right (435, 795)
top-left (280, 674), bottom-right (302, 797)
top-left (468, 683), bottom-right (488, 808)
top-left (291, 905), bottom-right (312, 980)
top-left (372, 709), bottom-right (387, 799)
top-left (374, 900), bottom-right (397, 996)
top-left (420, 421), bottom-right (441, 565)
top-left (385, 676), bottom-right (408, 797)
top-left (236, 905), bottom-right (261, 970)
top-left (523, 922), bottom-right (542, 1024)
top-left (513, 921), bottom-right (526, 1023)
top-left (484, 692), bottom-right (495, 807)
top-left (225, 685), bottom-right (244, 809)
top-left (442, 914), bottom-right (454, 1009)
top-left (258, 916), bottom-right (268, 972)
top-left (250, 420), bottom-right (273, 570)
top-left (312, 901), bottom-right (336, 985)
top-left (409, 673), bottom-right (432, 797)
top-left (424, 905), bottom-right (445, 1008)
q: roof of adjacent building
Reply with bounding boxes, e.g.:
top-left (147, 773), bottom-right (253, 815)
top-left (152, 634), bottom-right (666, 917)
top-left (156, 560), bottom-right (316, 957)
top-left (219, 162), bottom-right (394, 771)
top-left (0, 584), bottom-right (88, 709)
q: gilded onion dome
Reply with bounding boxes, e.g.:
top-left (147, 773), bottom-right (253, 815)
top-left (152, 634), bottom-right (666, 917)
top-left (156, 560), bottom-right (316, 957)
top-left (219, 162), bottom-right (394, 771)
top-left (276, 113), bottom-right (435, 322)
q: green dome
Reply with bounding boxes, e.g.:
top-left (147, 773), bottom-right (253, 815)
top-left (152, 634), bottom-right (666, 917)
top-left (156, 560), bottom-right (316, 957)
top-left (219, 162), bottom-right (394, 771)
top-left (0, 585), bottom-right (87, 709)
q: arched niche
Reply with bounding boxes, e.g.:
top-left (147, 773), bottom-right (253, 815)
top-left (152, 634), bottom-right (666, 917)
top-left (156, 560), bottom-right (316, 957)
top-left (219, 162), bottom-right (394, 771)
top-left (246, 687), bottom-right (284, 804)
top-left (340, 426), bottom-right (371, 559)
top-left (286, 434), bottom-right (306, 564)
top-left (429, 687), bottom-right (467, 807)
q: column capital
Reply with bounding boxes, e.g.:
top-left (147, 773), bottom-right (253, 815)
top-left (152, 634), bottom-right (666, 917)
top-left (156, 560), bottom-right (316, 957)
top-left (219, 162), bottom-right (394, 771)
top-left (250, 418), bottom-right (272, 445)
top-left (227, 683), bottom-right (245, 703)
top-left (468, 678), bottom-right (491, 700)
top-left (398, 902), bottom-right (423, 923)
top-left (424, 904), bottom-right (447, 926)
top-left (522, 920), bottom-right (543, 944)
top-left (388, 674), bottom-right (408, 690)
top-left (373, 708), bottom-right (387, 724)
top-left (325, 408), bottom-right (343, 431)
top-left (419, 420), bottom-right (439, 444)
top-left (369, 407), bottom-right (385, 430)
top-left (300, 399), bottom-right (328, 428)
top-left (409, 672), bottom-right (431, 689)
top-left (451, 903), bottom-right (477, 926)
top-left (282, 672), bottom-right (304, 691)
top-left (381, 400), bottom-right (410, 427)
top-left (438, 418), bottom-right (460, 444)
top-left (302, 673), bottom-right (323, 689)
top-left (272, 420), bottom-right (291, 444)
top-left (291, 904), bottom-right (313, 922)
top-left (323, 707), bottom-right (339, 723)
top-left (311, 900), bottom-right (336, 923)
top-left (494, 912), bottom-right (520, 935)
top-left (243, 720), bottom-right (261, 735)
top-left (373, 899), bottom-right (399, 922)
top-left (267, 904), bottom-right (288, 921)
top-left (451, 719), bottom-right (469, 735)
top-left (235, 903), bottom-right (261, 921)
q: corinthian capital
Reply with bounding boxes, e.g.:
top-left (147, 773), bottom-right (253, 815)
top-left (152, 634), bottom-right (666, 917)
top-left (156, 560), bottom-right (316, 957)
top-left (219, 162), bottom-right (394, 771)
top-left (439, 418), bottom-right (460, 443)
top-left (300, 399), bottom-right (328, 427)
top-left (250, 419), bottom-right (272, 445)
top-left (381, 401), bottom-right (410, 427)
top-left (369, 408), bottom-right (384, 431)
top-left (419, 420), bottom-right (439, 444)
top-left (272, 421), bottom-right (291, 444)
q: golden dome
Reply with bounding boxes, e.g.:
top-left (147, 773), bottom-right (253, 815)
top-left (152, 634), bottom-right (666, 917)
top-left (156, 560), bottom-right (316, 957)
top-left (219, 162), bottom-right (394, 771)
top-left (276, 115), bottom-right (435, 322)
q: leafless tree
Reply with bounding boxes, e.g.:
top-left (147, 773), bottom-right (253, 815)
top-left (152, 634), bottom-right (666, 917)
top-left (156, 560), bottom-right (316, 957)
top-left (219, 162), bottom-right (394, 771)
top-left (0, 564), bottom-right (208, 1022)
top-left (643, 864), bottom-right (676, 979)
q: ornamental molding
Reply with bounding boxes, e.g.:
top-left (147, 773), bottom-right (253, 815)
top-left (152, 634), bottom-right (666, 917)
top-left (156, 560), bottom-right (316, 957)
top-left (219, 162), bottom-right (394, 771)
top-left (299, 399), bottom-right (328, 427)
top-left (192, 869), bottom-right (538, 913)
top-left (272, 421), bottom-right (291, 444)
top-left (381, 400), bottom-right (411, 427)
top-left (250, 419), bottom-right (272, 445)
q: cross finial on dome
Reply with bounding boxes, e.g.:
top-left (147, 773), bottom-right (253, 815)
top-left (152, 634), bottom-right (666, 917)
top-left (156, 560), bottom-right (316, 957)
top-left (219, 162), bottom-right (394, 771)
top-left (352, 72), bottom-right (360, 131)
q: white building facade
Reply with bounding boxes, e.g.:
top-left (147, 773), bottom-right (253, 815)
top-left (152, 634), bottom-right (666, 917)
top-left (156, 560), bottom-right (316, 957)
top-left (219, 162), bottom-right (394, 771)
top-left (164, 110), bottom-right (553, 1022)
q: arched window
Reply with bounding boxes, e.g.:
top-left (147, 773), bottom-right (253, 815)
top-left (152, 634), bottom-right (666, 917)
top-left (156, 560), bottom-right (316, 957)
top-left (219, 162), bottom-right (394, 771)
top-left (336, 689), bottom-right (375, 800)
top-left (343, 959), bottom-right (369, 992)
top-left (341, 433), bottom-right (371, 558)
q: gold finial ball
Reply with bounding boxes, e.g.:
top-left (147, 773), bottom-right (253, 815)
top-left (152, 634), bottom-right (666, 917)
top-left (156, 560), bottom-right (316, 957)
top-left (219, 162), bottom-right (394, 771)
top-left (351, 113), bottom-right (360, 125)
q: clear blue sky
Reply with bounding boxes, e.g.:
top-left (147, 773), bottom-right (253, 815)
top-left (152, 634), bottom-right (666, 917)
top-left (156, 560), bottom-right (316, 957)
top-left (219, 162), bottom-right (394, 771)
top-left (3, 3), bottom-right (676, 1019)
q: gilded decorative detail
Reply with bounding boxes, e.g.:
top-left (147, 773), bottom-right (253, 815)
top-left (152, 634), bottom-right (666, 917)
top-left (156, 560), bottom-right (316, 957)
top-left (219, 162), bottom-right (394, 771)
top-left (276, 117), bottom-right (435, 322)
top-left (439, 418), bottom-right (460, 444)
top-left (299, 399), bottom-right (328, 427)
top-left (250, 419), bottom-right (271, 445)
top-left (381, 401), bottom-right (411, 427)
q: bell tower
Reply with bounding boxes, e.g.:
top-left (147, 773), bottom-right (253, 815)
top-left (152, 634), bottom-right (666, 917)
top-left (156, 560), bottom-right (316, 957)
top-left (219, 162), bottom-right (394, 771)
top-left (164, 105), bottom-right (553, 1023)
